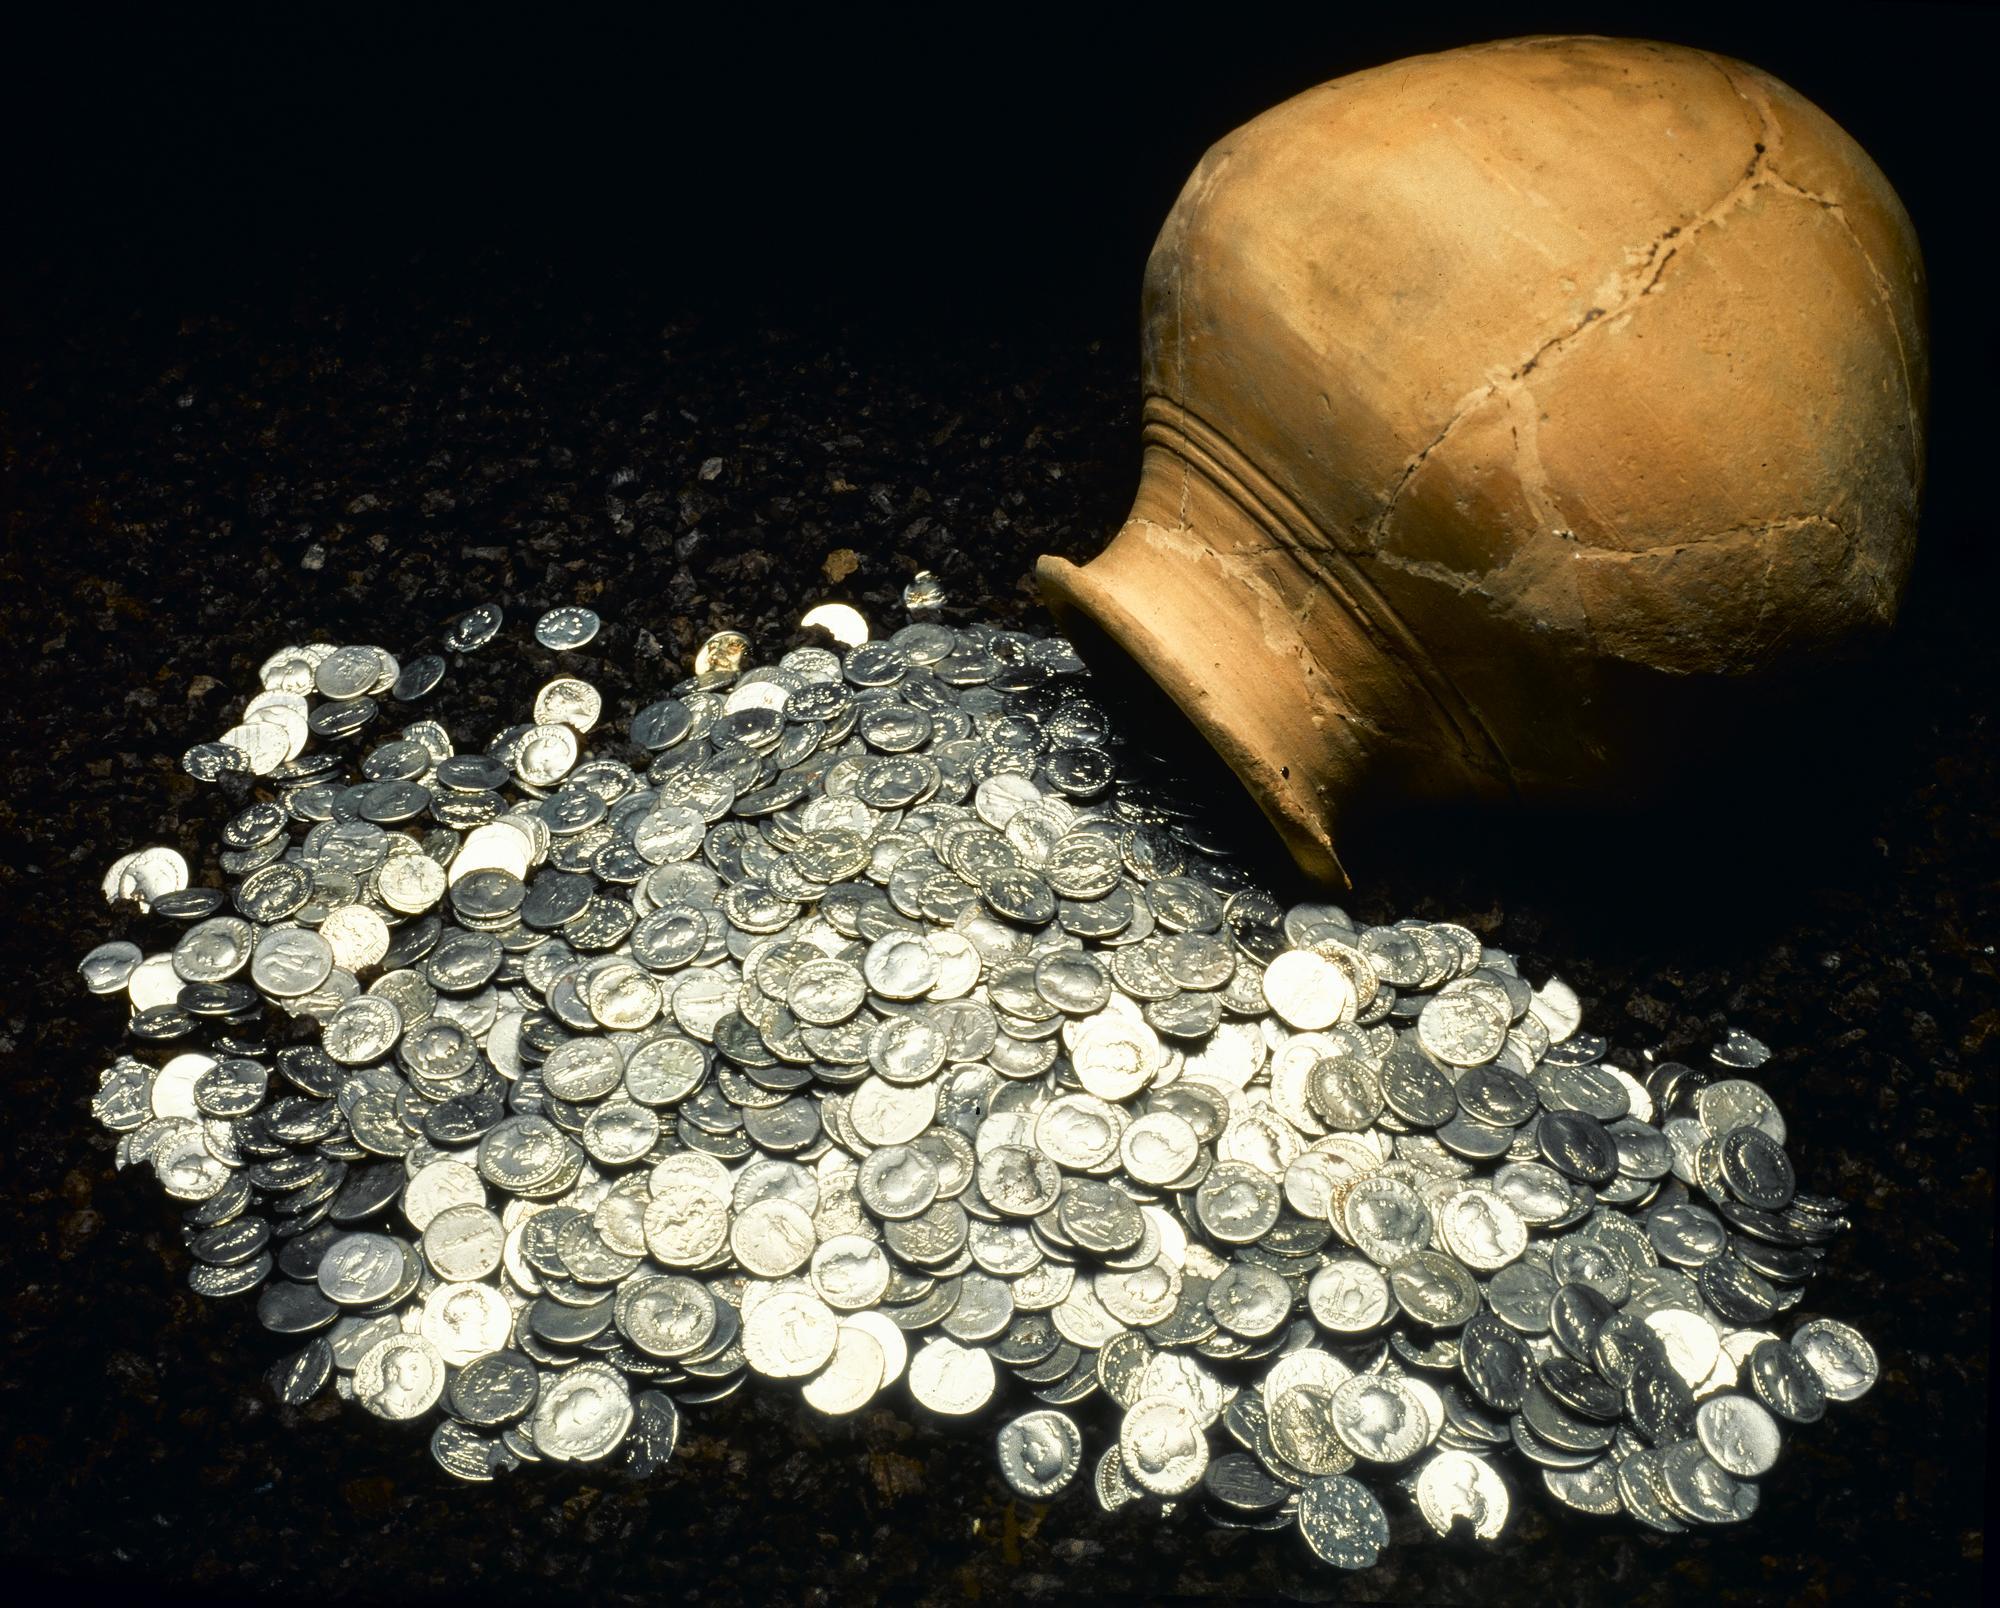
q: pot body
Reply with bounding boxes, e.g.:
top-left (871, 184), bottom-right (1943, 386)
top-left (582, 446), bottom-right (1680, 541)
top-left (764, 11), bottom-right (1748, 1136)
top-left (1040, 34), bottom-right (1926, 886)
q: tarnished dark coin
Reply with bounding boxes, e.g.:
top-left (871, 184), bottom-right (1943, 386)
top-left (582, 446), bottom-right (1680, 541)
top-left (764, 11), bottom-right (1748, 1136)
top-left (1459, 1312), bottom-right (1533, 1412)
top-left (1719, 1126), bottom-right (1796, 1211)
top-left (1204, 1450), bottom-right (1291, 1512)
top-left (1747, 1337), bottom-right (1828, 1424)
top-left (1550, 1282), bottom-right (1617, 1363)
top-left (450, 1349), bottom-right (542, 1427)
top-left (1538, 1356), bottom-right (1623, 1421)
top-left (1537, 1111), bottom-right (1619, 1185)
top-left (1624, 1352), bottom-right (1698, 1445)
top-left (1297, 1473), bottom-right (1390, 1568)
top-left (268, 1336), bottom-right (335, 1405)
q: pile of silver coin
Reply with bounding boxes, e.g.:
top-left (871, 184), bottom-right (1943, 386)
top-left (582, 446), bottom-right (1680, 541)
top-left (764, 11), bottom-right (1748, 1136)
top-left (81, 581), bottom-right (1879, 1565)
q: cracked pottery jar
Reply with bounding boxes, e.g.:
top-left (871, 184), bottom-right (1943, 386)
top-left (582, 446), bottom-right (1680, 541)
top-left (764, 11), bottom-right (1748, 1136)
top-left (1040, 34), bottom-right (1926, 886)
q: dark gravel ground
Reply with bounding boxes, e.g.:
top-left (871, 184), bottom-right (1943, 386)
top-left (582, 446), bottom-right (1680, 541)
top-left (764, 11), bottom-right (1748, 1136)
top-left (1, 262), bottom-right (1990, 1607)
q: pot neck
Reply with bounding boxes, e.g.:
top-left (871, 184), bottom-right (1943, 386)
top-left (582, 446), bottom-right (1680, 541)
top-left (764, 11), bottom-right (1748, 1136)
top-left (1040, 400), bottom-right (1512, 887)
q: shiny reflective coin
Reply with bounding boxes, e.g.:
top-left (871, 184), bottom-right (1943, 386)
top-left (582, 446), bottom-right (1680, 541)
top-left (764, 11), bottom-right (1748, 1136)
top-left (1389, 1251), bottom-right (1480, 1328)
top-left (532, 1363), bottom-right (633, 1461)
top-left (801, 602), bottom-right (870, 647)
top-left (1342, 1175), bottom-right (1431, 1267)
top-left (1646, 1309), bottom-right (1723, 1388)
top-left (1418, 989), bottom-right (1507, 1068)
top-left (1790, 1318), bottom-right (1878, 1402)
top-left (354, 1333), bottom-right (446, 1420)
top-left (535, 606), bottom-right (601, 651)
top-left (1416, 1449), bottom-right (1511, 1540)
top-left (449, 1350), bottom-right (540, 1426)
top-left (743, 1290), bottom-right (840, 1379)
top-left (1308, 1257), bottom-right (1391, 1335)
top-left (1711, 1028), bottom-right (1772, 1069)
top-left (1614, 1447), bottom-right (1687, 1532)
top-left (79, 940), bottom-right (144, 995)
top-left (1719, 1125), bottom-right (1796, 1210)
top-left (695, 629), bottom-right (751, 675)
top-left (996, 1408), bottom-right (1084, 1498)
top-left (1331, 1373), bottom-right (1429, 1463)
top-left (104, 846), bottom-right (190, 911)
top-left (251, 928), bottom-right (334, 998)
top-left (800, 1322), bottom-right (888, 1416)
top-left (616, 1275), bottom-right (718, 1359)
top-left (1263, 950), bottom-right (1355, 1031)
top-left (909, 1336), bottom-right (997, 1416)
top-left (318, 1233), bottom-right (410, 1306)
top-left (1437, 1188), bottom-right (1528, 1272)
top-left (729, 1197), bottom-right (817, 1278)
top-left (444, 604), bottom-right (503, 652)
top-left (420, 1280), bottom-right (513, 1366)
top-left (1267, 1381), bottom-right (1352, 1476)
top-left (268, 1337), bottom-right (335, 1406)
top-left (1695, 1393), bottom-right (1782, 1477)
top-left (1747, 1337), bottom-right (1828, 1423)
top-left (1120, 1396), bottom-right (1208, 1494)
top-left (1658, 1438), bottom-right (1758, 1524)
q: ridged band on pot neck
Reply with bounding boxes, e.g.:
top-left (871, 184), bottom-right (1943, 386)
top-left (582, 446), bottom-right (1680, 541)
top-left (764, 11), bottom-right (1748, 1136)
top-left (1039, 399), bottom-right (1515, 890)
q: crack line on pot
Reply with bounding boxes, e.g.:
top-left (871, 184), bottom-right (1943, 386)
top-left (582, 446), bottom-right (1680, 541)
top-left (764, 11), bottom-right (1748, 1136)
top-left (1367, 55), bottom-right (1778, 551)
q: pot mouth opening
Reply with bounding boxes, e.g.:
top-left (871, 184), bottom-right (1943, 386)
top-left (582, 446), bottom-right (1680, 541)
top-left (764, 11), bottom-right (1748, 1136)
top-left (1037, 552), bottom-right (1348, 892)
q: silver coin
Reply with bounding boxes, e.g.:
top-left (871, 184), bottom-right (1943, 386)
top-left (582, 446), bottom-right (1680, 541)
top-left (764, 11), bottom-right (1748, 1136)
top-left (354, 1333), bottom-right (446, 1420)
top-left (1297, 1472), bottom-right (1390, 1568)
top-left (909, 1336), bottom-right (997, 1416)
top-left (800, 1322), bottom-right (886, 1416)
top-left (532, 1362), bottom-right (633, 1461)
top-left (1119, 1396), bottom-right (1208, 1494)
top-left (1416, 1449), bottom-right (1511, 1540)
top-left (535, 606), bottom-right (602, 651)
top-left (1308, 1257), bottom-right (1392, 1335)
top-left (251, 927), bottom-right (334, 998)
top-left (1268, 1383), bottom-right (1353, 1476)
top-left (1790, 1318), bottom-right (1878, 1402)
top-left (103, 845), bottom-right (191, 911)
top-left (729, 1197), bottom-right (817, 1278)
top-left (421, 1203), bottom-right (505, 1281)
top-left (1437, 1187), bottom-right (1528, 1272)
top-left (997, 1409), bottom-right (1084, 1498)
top-left (79, 940), bottom-right (145, 995)
top-left (1330, 1373), bottom-right (1428, 1463)
top-left (1695, 1393), bottom-right (1783, 1477)
top-left (419, 1280), bottom-right (513, 1366)
top-left (318, 1233), bottom-right (410, 1305)
top-left (1263, 950), bottom-right (1355, 1031)
top-left (743, 1290), bottom-right (840, 1379)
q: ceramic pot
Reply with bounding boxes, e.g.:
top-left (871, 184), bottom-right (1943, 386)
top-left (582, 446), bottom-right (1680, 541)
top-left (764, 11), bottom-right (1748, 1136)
top-left (1039, 34), bottom-right (1926, 886)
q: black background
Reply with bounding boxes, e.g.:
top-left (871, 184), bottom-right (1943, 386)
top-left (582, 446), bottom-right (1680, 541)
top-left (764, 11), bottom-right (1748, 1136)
top-left (3, 6), bottom-right (1993, 1606)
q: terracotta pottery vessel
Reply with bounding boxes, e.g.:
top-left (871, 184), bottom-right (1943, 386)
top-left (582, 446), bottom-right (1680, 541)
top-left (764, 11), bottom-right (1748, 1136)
top-left (1039, 34), bottom-right (1926, 887)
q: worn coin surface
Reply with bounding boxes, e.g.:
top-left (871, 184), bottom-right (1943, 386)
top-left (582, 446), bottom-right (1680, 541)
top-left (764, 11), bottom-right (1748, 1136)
top-left (1790, 1319), bottom-right (1879, 1403)
top-left (996, 1408), bottom-right (1084, 1499)
top-left (1298, 1473), bottom-right (1390, 1568)
top-left (1120, 1397), bottom-right (1208, 1495)
top-left (354, 1333), bottom-right (446, 1421)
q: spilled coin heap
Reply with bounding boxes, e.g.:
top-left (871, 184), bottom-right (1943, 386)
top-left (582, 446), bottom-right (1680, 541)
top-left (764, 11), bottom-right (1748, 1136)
top-left (82, 585), bottom-right (1878, 1564)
